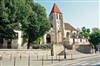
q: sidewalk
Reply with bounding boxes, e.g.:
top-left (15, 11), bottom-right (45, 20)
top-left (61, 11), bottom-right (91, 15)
top-left (0, 51), bottom-right (99, 66)
top-left (64, 53), bottom-right (99, 60)
top-left (44, 53), bottom-right (99, 66)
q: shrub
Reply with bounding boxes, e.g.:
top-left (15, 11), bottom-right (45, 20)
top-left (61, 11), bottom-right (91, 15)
top-left (32, 44), bottom-right (40, 49)
top-left (32, 44), bottom-right (52, 49)
top-left (40, 44), bottom-right (52, 49)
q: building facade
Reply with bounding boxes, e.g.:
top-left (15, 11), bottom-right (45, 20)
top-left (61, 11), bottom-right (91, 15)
top-left (42, 3), bottom-right (89, 44)
top-left (0, 3), bottom-right (91, 53)
top-left (42, 3), bottom-right (91, 54)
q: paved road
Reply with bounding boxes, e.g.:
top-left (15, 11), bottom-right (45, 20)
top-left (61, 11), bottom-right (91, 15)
top-left (52, 55), bottom-right (100, 66)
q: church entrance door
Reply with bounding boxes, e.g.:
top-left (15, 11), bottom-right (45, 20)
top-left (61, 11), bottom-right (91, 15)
top-left (46, 34), bottom-right (51, 44)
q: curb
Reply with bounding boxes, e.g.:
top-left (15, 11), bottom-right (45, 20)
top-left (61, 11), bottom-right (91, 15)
top-left (70, 54), bottom-right (98, 60)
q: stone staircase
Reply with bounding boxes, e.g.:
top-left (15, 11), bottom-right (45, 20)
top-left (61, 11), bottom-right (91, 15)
top-left (58, 49), bottom-right (82, 55)
top-left (53, 44), bottom-right (64, 55)
top-left (53, 44), bottom-right (82, 55)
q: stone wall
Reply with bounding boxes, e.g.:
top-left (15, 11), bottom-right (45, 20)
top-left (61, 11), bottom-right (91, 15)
top-left (74, 45), bottom-right (92, 54)
top-left (0, 49), bottom-right (51, 56)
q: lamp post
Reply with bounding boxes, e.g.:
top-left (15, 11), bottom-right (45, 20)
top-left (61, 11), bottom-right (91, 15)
top-left (63, 38), bottom-right (66, 59)
top-left (51, 30), bottom-right (54, 56)
top-left (51, 43), bottom-right (54, 56)
top-left (72, 33), bottom-right (76, 50)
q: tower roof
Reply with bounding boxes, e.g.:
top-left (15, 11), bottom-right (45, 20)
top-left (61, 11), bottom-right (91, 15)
top-left (49, 3), bottom-right (62, 15)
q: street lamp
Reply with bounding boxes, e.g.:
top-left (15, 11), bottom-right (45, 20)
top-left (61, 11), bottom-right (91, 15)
top-left (51, 41), bottom-right (54, 56)
top-left (63, 38), bottom-right (66, 59)
top-left (51, 30), bottom-right (54, 56)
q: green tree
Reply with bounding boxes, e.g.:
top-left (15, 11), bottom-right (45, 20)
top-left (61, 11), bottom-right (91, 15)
top-left (0, 0), bottom-right (51, 49)
top-left (92, 27), bottom-right (99, 33)
top-left (80, 27), bottom-right (90, 38)
top-left (0, 0), bottom-right (8, 47)
top-left (0, 0), bottom-right (19, 48)
top-left (89, 28), bottom-right (100, 53)
top-left (18, 1), bottom-right (51, 49)
top-left (0, 0), bottom-right (28, 48)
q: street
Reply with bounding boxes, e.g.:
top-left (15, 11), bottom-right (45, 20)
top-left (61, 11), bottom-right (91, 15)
top-left (52, 55), bottom-right (100, 66)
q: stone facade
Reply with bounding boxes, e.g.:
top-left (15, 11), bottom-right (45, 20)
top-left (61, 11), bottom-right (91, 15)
top-left (41, 3), bottom-right (91, 54)
top-left (42, 3), bottom-right (89, 45)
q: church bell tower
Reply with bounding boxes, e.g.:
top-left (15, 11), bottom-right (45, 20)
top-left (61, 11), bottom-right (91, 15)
top-left (49, 3), bottom-right (64, 44)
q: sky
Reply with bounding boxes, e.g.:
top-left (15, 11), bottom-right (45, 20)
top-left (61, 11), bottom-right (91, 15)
top-left (34, 0), bottom-right (100, 29)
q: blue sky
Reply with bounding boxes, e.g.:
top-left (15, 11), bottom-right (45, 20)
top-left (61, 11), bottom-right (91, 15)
top-left (34, 0), bottom-right (100, 29)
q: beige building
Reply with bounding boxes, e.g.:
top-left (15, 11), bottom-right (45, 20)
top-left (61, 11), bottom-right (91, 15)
top-left (42, 3), bottom-right (91, 54)
top-left (42, 3), bottom-right (88, 44)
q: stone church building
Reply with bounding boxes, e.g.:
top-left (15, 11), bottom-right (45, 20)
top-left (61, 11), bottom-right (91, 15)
top-left (42, 3), bottom-right (90, 45)
top-left (0, 3), bottom-right (91, 53)
top-left (41, 3), bottom-right (91, 53)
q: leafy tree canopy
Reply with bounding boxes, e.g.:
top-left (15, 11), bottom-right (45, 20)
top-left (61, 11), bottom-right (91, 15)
top-left (80, 27), bottom-right (90, 38)
top-left (89, 28), bottom-right (100, 45)
top-left (0, 0), bottom-right (51, 49)
top-left (0, 0), bottom-right (20, 40)
top-left (88, 28), bottom-right (100, 52)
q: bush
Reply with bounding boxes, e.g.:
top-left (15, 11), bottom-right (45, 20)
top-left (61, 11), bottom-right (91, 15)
top-left (32, 44), bottom-right (40, 49)
top-left (32, 44), bottom-right (52, 49)
top-left (39, 44), bottom-right (52, 49)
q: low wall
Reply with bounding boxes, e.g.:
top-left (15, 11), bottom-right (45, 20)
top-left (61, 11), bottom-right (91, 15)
top-left (0, 49), bottom-right (51, 57)
top-left (74, 45), bottom-right (92, 54)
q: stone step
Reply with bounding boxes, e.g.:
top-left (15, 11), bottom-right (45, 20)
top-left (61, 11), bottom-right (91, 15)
top-left (58, 49), bottom-right (82, 55)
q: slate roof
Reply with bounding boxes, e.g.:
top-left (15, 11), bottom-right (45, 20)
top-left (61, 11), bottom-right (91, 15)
top-left (64, 23), bottom-right (77, 31)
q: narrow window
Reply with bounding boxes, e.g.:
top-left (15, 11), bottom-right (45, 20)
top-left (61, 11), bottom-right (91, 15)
top-left (56, 14), bottom-right (58, 19)
top-left (66, 32), bottom-right (69, 37)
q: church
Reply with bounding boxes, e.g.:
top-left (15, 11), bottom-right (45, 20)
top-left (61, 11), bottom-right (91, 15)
top-left (0, 3), bottom-right (91, 54)
top-left (41, 3), bottom-right (91, 54)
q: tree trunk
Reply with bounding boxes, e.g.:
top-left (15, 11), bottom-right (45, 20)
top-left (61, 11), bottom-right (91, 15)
top-left (27, 34), bottom-right (31, 49)
top-left (94, 45), bottom-right (97, 53)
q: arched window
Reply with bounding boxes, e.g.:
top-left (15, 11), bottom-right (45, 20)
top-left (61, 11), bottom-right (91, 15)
top-left (56, 13), bottom-right (58, 19)
top-left (80, 39), bottom-right (82, 42)
top-left (66, 32), bottom-right (69, 37)
top-left (72, 32), bottom-right (77, 38)
top-left (86, 39), bottom-right (88, 42)
top-left (46, 34), bottom-right (51, 44)
top-left (59, 14), bottom-right (62, 20)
